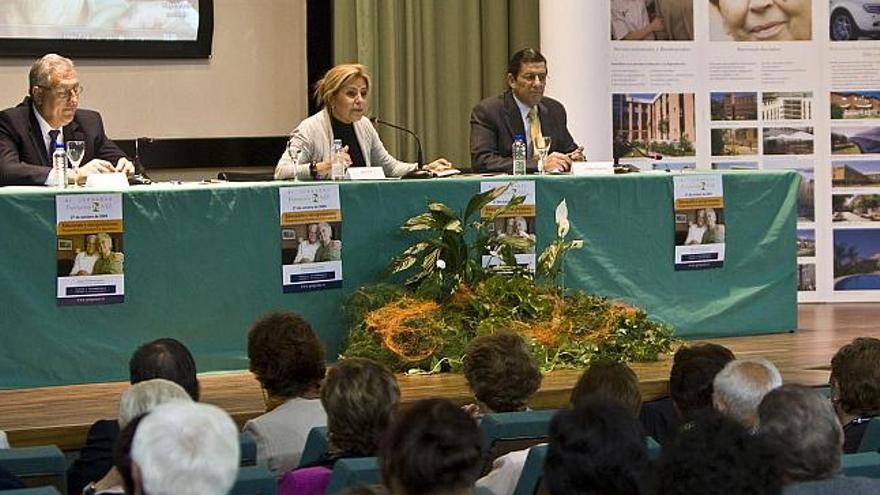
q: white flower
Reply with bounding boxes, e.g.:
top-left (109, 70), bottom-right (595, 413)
top-left (436, 259), bottom-right (446, 270)
top-left (572, 240), bottom-right (584, 249)
top-left (555, 199), bottom-right (570, 238)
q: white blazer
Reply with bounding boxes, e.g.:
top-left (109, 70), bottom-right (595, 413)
top-left (274, 109), bottom-right (417, 180)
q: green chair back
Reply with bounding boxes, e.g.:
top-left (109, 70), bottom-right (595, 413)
top-left (325, 457), bottom-right (380, 495)
top-left (229, 464), bottom-right (277, 495)
top-left (841, 452), bottom-right (880, 479)
top-left (512, 444), bottom-right (547, 495)
top-left (298, 426), bottom-right (329, 468)
top-left (857, 418), bottom-right (880, 453)
top-left (0, 446), bottom-right (65, 492)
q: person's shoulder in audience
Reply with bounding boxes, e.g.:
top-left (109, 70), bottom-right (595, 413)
top-left (783, 476), bottom-right (880, 495)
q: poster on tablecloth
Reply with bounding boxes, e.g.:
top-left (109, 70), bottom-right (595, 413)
top-left (56, 193), bottom-right (125, 305)
top-left (280, 185), bottom-right (343, 292)
top-left (480, 181), bottom-right (536, 272)
top-left (673, 175), bottom-right (725, 271)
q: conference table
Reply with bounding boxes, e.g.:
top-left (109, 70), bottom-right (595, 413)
top-left (0, 171), bottom-right (799, 389)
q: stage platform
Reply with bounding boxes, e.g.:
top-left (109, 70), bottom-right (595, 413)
top-left (0, 303), bottom-right (871, 452)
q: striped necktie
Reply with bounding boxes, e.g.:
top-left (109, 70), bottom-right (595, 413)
top-left (47, 129), bottom-right (60, 162)
top-left (527, 107), bottom-right (541, 158)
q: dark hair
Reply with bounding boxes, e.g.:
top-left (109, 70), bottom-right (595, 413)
top-left (653, 411), bottom-right (783, 495)
top-left (669, 344), bottom-right (735, 418)
top-left (545, 400), bottom-right (649, 495)
top-left (129, 338), bottom-right (200, 401)
top-left (114, 413), bottom-right (146, 495)
top-left (463, 331), bottom-right (542, 412)
top-left (758, 385), bottom-right (842, 483)
top-left (507, 48), bottom-right (547, 78)
top-left (830, 337), bottom-right (880, 417)
top-left (570, 360), bottom-right (642, 416)
top-left (322, 358), bottom-right (400, 456)
top-left (247, 312), bottom-right (326, 398)
top-left (380, 398), bottom-right (482, 495)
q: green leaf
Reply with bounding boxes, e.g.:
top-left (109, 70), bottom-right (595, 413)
top-left (464, 183), bottom-right (511, 222)
top-left (402, 212), bottom-right (438, 231)
top-left (427, 202), bottom-right (459, 221)
top-left (488, 194), bottom-right (527, 221)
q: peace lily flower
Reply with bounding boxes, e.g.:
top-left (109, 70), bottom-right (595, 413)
top-left (436, 259), bottom-right (446, 270)
top-left (555, 199), bottom-right (570, 238)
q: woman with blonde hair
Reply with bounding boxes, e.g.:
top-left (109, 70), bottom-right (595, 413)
top-left (275, 63), bottom-right (452, 180)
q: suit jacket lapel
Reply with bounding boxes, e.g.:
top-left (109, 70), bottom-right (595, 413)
top-left (503, 91), bottom-right (526, 141)
top-left (27, 106), bottom-right (50, 166)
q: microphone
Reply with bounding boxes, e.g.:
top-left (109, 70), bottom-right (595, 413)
top-left (612, 133), bottom-right (661, 172)
top-left (371, 117), bottom-right (424, 168)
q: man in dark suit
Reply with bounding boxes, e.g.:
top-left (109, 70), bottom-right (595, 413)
top-left (470, 48), bottom-right (584, 173)
top-left (0, 53), bottom-right (135, 186)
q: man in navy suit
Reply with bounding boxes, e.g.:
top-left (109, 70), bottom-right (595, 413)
top-left (470, 48), bottom-right (584, 173)
top-left (0, 53), bottom-right (135, 186)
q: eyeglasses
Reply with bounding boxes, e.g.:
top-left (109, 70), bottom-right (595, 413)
top-left (40, 84), bottom-right (84, 101)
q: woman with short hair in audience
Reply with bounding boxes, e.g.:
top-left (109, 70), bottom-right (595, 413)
top-left (278, 357), bottom-right (400, 495)
top-left (829, 337), bottom-right (880, 453)
top-left (243, 311), bottom-right (328, 474)
top-left (380, 398), bottom-right (483, 495)
top-left (462, 331), bottom-right (542, 415)
top-left (81, 378), bottom-right (192, 494)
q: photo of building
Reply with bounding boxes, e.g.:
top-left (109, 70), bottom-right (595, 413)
top-left (710, 128), bottom-right (758, 156)
top-left (832, 160), bottom-right (880, 186)
top-left (831, 91), bottom-right (880, 119)
top-left (762, 92), bottom-right (813, 121)
top-left (612, 93), bottom-right (696, 157)
top-left (711, 92), bottom-right (757, 121)
top-left (764, 127), bottom-right (814, 155)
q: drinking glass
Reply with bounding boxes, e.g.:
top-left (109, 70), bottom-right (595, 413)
top-left (535, 136), bottom-right (552, 175)
top-left (66, 141), bottom-right (85, 185)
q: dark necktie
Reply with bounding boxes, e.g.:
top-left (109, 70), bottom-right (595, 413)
top-left (47, 129), bottom-right (60, 161)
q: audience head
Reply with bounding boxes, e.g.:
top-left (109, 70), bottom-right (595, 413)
top-left (758, 384), bottom-right (842, 483)
top-left (313, 63), bottom-right (371, 123)
top-left (570, 359), bottom-right (642, 416)
top-left (506, 48), bottom-right (547, 108)
top-left (129, 337), bottom-right (200, 401)
top-left (713, 357), bottom-right (782, 428)
top-left (322, 357), bottom-right (400, 456)
top-left (118, 378), bottom-right (192, 428)
top-left (380, 398), bottom-right (482, 495)
top-left (830, 337), bottom-right (880, 420)
top-left (669, 343), bottom-right (735, 418)
top-left (654, 411), bottom-right (783, 495)
top-left (545, 399), bottom-right (649, 495)
top-left (463, 331), bottom-right (542, 412)
top-left (28, 53), bottom-right (80, 128)
top-left (247, 311), bottom-right (326, 400)
top-left (131, 402), bottom-right (239, 495)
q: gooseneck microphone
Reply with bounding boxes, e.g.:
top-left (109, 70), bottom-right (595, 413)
top-left (370, 117), bottom-right (424, 168)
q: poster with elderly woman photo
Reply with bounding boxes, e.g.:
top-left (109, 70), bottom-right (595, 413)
top-left (673, 175), bottom-right (726, 270)
top-left (709, 0), bottom-right (812, 41)
top-left (279, 185), bottom-right (343, 293)
top-left (56, 193), bottom-right (125, 305)
top-left (481, 181), bottom-right (537, 272)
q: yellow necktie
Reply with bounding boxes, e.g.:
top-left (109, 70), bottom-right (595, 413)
top-left (527, 107), bottom-right (542, 158)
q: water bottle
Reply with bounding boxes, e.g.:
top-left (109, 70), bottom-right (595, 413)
top-left (330, 139), bottom-right (345, 181)
top-left (512, 134), bottom-right (526, 176)
top-left (52, 142), bottom-right (67, 189)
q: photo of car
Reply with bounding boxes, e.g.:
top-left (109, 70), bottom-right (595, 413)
top-left (830, 0), bottom-right (880, 41)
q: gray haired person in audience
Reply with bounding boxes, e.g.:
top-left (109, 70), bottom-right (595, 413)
top-left (758, 384), bottom-right (880, 495)
top-left (84, 379), bottom-right (192, 495)
top-left (713, 357), bottom-right (782, 429)
top-left (131, 402), bottom-right (239, 495)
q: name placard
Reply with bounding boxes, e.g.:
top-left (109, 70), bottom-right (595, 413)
top-left (346, 167), bottom-right (386, 180)
top-left (571, 161), bottom-right (615, 176)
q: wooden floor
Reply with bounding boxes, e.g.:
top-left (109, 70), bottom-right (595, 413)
top-left (0, 303), bottom-right (875, 451)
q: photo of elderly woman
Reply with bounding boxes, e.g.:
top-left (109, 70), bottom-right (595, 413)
top-left (709, 0), bottom-right (812, 41)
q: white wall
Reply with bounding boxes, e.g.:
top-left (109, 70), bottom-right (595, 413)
top-left (0, 0), bottom-right (308, 139)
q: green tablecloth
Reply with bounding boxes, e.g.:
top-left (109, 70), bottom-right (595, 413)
top-left (0, 171), bottom-right (798, 388)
